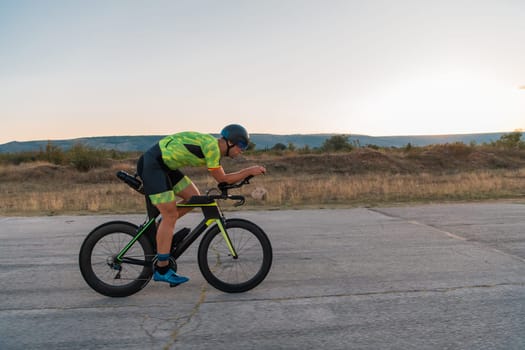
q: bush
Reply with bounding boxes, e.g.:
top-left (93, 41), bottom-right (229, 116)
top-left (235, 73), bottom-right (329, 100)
top-left (492, 131), bottom-right (524, 150)
top-left (41, 141), bottom-right (65, 165)
top-left (321, 135), bottom-right (353, 152)
top-left (67, 143), bottom-right (110, 171)
top-left (0, 152), bottom-right (36, 165)
top-left (271, 143), bottom-right (287, 151)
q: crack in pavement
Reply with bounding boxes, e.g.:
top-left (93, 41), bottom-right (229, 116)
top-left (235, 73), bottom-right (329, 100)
top-left (139, 313), bottom-right (189, 342)
top-left (367, 208), bottom-right (468, 241)
top-left (367, 208), bottom-right (525, 264)
top-left (162, 283), bottom-right (209, 350)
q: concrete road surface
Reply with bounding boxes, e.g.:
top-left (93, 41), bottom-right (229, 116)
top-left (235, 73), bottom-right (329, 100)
top-left (1, 202), bottom-right (524, 349)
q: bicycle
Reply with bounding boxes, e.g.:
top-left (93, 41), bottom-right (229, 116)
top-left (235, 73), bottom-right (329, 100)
top-left (78, 171), bottom-right (272, 297)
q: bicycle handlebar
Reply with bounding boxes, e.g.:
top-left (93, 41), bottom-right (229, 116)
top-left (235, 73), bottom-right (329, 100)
top-left (209, 175), bottom-right (254, 206)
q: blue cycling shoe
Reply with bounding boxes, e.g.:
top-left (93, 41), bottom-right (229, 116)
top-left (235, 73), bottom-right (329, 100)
top-left (153, 269), bottom-right (189, 285)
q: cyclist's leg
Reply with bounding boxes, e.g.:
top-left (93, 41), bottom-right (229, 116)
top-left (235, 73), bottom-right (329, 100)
top-left (138, 150), bottom-right (177, 261)
top-left (172, 175), bottom-right (200, 217)
top-left (152, 201), bottom-right (189, 284)
top-left (138, 149), bottom-right (189, 284)
top-left (155, 200), bottom-right (178, 263)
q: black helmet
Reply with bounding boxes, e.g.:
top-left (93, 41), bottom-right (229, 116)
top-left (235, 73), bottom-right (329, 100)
top-left (220, 124), bottom-right (249, 150)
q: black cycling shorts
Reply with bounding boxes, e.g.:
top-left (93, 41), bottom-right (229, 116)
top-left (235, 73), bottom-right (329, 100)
top-left (136, 143), bottom-right (191, 205)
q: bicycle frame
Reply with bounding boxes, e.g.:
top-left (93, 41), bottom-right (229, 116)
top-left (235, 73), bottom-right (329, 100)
top-left (80, 172), bottom-right (271, 297)
top-left (115, 199), bottom-right (238, 267)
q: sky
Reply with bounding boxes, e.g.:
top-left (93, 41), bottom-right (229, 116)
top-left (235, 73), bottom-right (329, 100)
top-left (1, 0), bottom-right (524, 144)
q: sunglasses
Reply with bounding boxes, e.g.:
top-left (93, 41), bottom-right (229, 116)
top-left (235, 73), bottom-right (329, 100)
top-left (237, 141), bottom-right (248, 151)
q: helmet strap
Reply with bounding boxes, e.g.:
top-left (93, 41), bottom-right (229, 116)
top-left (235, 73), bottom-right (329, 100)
top-left (223, 138), bottom-right (234, 157)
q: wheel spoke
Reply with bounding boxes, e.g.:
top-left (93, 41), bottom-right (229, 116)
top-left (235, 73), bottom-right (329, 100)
top-left (79, 224), bottom-right (154, 296)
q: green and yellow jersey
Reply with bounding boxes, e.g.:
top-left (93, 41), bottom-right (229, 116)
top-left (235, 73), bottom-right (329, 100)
top-left (158, 131), bottom-right (221, 171)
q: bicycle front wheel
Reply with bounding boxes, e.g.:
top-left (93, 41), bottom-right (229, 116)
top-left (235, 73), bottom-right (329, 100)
top-left (198, 219), bottom-right (272, 293)
top-left (79, 221), bottom-right (154, 297)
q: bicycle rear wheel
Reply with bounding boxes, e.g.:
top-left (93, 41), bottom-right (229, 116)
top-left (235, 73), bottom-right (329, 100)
top-left (198, 219), bottom-right (272, 293)
top-left (79, 221), bottom-right (154, 297)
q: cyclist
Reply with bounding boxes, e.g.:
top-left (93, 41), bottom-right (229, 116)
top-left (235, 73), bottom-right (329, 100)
top-left (137, 124), bottom-right (266, 285)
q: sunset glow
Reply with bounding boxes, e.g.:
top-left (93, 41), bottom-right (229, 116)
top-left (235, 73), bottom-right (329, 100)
top-left (1, 1), bottom-right (524, 143)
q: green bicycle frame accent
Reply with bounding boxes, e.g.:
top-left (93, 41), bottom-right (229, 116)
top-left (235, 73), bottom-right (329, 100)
top-left (176, 200), bottom-right (238, 259)
top-left (116, 217), bottom-right (156, 262)
top-left (214, 218), bottom-right (238, 259)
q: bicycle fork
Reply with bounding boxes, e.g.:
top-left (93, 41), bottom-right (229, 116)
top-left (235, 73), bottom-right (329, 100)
top-left (211, 219), bottom-right (238, 259)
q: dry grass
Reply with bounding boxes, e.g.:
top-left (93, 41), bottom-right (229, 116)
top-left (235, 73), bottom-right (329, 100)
top-left (1, 152), bottom-right (524, 215)
top-left (250, 169), bottom-right (525, 208)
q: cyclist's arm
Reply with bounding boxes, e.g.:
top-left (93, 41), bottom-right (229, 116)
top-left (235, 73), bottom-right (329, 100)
top-left (209, 166), bottom-right (265, 184)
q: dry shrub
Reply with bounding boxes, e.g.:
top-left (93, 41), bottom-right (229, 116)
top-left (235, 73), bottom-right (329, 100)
top-left (247, 169), bottom-right (525, 208)
top-left (1, 152), bottom-right (524, 215)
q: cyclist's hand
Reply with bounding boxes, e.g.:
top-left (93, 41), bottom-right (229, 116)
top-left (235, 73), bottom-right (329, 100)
top-left (249, 165), bottom-right (266, 176)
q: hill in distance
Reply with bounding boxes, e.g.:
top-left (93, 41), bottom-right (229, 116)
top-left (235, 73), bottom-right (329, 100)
top-left (0, 132), bottom-right (509, 153)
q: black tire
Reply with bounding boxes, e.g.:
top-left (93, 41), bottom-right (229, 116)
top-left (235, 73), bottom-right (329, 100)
top-left (198, 219), bottom-right (272, 293)
top-left (79, 221), bottom-right (154, 297)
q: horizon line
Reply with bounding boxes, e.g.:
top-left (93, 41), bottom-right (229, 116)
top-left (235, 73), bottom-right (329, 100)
top-left (1, 130), bottom-right (522, 145)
